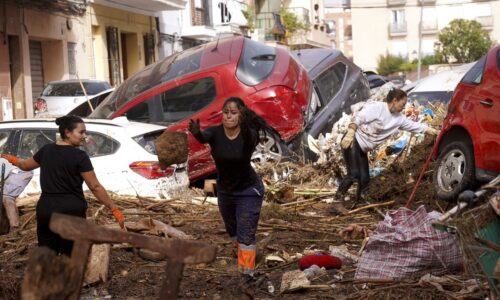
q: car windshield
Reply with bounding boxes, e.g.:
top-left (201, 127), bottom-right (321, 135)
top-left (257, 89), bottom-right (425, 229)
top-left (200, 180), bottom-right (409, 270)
top-left (408, 91), bottom-right (454, 105)
top-left (42, 82), bottom-right (110, 96)
top-left (89, 46), bottom-right (204, 119)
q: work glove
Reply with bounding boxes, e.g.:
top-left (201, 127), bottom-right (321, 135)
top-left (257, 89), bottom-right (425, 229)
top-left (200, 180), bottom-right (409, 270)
top-left (426, 127), bottom-right (440, 136)
top-left (188, 119), bottom-right (200, 135)
top-left (112, 206), bottom-right (125, 229)
top-left (1, 154), bottom-right (18, 166)
top-left (340, 124), bottom-right (357, 150)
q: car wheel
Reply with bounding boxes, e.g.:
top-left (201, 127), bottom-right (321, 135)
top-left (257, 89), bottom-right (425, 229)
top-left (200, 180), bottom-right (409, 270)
top-left (433, 141), bottom-right (476, 201)
top-left (251, 134), bottom-right (287, 164)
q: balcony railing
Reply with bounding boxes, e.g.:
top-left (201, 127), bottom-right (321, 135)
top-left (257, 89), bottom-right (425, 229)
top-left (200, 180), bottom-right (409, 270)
top-left (422, 19), bottom-right (438, 34)
top-left (256, 12), bottom-right (275, 30)
top-left (475, 15), bottom-right (493, 30)
top-left (389, 21), bottom-right (407, 36)
top-left (285, 7), bottom-right (310, 25)
top-left (387, 0), bottom-right (406, 6)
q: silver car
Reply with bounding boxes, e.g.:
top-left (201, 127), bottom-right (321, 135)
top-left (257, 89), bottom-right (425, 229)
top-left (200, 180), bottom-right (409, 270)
top-left (35, 79), bottom-right (112, 116)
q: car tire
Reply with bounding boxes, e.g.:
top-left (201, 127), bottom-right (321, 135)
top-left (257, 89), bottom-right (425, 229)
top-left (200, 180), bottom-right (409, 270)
top-left (251, 133), bottom-right (291, 164)
top-left (433, 141), bottom-right (476, 201)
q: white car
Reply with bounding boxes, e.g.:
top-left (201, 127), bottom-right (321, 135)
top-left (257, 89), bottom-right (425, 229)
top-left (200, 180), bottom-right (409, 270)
top-left (35, 79), bottom-right (113, 116)
top-left (0, 117), bottom-right (188, 199)
top-left (406, 63), bottom-right (474, 105)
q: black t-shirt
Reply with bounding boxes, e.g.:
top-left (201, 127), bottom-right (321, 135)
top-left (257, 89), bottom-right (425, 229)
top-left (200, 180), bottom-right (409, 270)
top-left (194, 125), bottom-right (258, 192)
top-left (33, 143), bottom-right (94, 201)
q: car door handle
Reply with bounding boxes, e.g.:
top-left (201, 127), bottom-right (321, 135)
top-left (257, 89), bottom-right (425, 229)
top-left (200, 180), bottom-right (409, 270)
top-left (480, 99), bottom-right (493, 107)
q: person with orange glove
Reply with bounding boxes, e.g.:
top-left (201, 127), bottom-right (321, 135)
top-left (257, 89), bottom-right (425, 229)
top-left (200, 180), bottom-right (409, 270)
top-left (1, 115), bottom-right (124, 256)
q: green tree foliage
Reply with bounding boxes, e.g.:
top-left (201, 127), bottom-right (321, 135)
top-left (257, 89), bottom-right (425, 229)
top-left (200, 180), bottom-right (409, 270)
top-left (242, 5), bottom-right (255, 32)
top-left (280, 9), bottom-right (309, 43)
top-left (436, 19), bottom-right (493, 63)
top-left (376, 53), bottom-right (404, 75)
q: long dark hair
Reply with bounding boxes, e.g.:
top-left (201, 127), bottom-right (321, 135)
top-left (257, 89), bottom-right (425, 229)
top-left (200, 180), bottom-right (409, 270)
top-left (55, 115), bottom-right (84, 139)
top-left (223, 97), bottom-right (277, 154)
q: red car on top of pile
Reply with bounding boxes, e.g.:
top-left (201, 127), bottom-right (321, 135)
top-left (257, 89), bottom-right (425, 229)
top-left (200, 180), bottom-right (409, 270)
top-left (89, 36), bottom-right (369, 182)
top-left (433, 45), bottom-right (500, 200)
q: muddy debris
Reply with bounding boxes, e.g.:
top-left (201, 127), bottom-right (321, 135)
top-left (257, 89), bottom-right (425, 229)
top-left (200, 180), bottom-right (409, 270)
top-left (0, 145), bottom-right (494, 299)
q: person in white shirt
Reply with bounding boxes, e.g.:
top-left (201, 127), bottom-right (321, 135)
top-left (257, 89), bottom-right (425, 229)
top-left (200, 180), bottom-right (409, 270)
top-left (336, 88), bottom-right (439, 205)
top-left (0, 158), bottom-right (33, 231)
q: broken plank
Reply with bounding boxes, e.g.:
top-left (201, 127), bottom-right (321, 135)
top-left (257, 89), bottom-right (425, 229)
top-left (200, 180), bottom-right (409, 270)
top-left (49, 213), bottom-right (215, 264)
top-left (347, 200), bottom-right (394, 215)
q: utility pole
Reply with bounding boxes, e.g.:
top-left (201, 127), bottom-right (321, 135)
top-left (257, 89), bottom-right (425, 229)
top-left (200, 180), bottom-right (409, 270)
top-left (417, 0), bottom-right (424, 80)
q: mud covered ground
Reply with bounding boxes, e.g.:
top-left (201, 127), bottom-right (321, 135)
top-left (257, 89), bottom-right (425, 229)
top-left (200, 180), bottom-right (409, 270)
top-left (0, 138), bottom-right (488, 299)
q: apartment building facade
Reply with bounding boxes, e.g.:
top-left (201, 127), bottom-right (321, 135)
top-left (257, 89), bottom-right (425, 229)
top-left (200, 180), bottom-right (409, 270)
top-left (158, 0), bottom-right (248, 58)
top-left (253, 0), bottom-right (332, 48)
top-left (350, 0), bottom-right (500, 72)
top-left (325, 9), bottom-right (353, 59)
top-left (0, 0), bottom-right (184, 120)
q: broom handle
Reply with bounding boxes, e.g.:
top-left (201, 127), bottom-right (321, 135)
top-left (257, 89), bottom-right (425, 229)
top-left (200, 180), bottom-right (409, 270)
top-left (405, 139), bottom-right (440, 208)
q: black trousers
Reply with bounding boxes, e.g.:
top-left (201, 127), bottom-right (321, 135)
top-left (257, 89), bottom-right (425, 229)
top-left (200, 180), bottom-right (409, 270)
top-left (36, 196), bottom-right (87, 256)
top-left (337, 139), bottom-right (370, 201)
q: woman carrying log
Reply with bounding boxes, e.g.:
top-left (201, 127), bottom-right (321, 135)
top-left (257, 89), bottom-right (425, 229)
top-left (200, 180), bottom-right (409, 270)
top-left (1, 115), bottom-right (124, 256)
top-left (336, 88), bottom-right (439, 206)
top-left (189, 97), bottom-right (275, 279)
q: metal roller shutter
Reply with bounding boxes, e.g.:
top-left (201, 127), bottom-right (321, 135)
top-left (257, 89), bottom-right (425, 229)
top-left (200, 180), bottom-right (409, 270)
top-left (29, 40), bottom-right (44, 103)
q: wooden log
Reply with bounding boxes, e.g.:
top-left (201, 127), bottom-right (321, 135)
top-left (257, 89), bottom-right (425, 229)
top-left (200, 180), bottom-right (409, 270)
top-left (347, 200), bottom-right (394, 215)
top-left (159, 260), bottom-right (185, 300)
top-left (84, 244), bottom-right (111, 285)
top-left (0, 204), bottom-right (10, 235)
top-left (68, 240), bottom-right (92, 300)
top-left (49, 213), bottom-right (216, 264)
top-left (21, 247), bottom-right (81, 300)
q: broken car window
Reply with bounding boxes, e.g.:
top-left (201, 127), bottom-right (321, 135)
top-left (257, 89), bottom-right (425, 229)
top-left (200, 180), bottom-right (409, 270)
top-left (315, 63), bottom-right (347, 106)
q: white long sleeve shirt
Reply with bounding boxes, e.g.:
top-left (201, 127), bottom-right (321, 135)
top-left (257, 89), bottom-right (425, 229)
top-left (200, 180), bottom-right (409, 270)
top-left (353, 101), bottom-right (428, 153)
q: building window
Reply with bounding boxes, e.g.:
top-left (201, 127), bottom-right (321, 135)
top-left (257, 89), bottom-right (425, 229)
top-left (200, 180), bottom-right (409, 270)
top-left (68, 42), bottom-right (77, 78)
top-left (195, 0), bottom-right (203, 9)
top-left (391, 9), bottom-right (405, 24)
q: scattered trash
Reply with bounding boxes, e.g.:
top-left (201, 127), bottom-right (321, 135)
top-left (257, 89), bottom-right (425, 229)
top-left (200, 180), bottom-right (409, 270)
top-left (329, 245), bottom-right (359, 263)
top-left (302, 264), bottom-right (327, 280)
top-left (298, 253), bottom-right (342, 270)
top-left (266, 280), bottom-right (275, 293)
top-left (280, 270), bottom-right (310, 293)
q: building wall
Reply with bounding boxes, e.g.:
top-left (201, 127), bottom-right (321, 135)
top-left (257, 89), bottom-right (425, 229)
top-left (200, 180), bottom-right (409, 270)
top-left (0, 3), bottom-right (89, 119)
top-left (351, 0), bottom-right (499, 72)
top-left (325, 11), bottom-right (352, 58)
top-left (88, 4), bottom-right (157, 84)
top-left (285, 0), bottom-right (332, 48)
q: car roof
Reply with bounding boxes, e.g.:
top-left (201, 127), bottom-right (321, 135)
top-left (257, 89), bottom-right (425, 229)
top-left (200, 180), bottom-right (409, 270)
top-left (409, 63), bottom-right (474, 93)
top-left (47, 79), bottom-right (110, 84)
top-left (291, 48), bottom-right (343, 76)
top-left (0, 117), bottom-right (166, 137)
